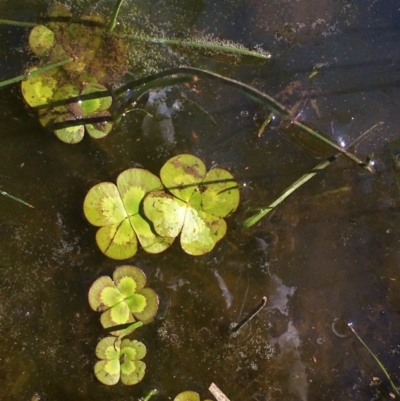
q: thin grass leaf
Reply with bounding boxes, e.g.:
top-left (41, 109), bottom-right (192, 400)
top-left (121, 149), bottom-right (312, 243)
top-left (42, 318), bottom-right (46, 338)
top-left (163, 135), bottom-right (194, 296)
top-left (0, 19), bottom-right (36, 27)
top-left (0, 58), bottom-right (73, 89)
top-left (0, 190), bottom-right (34, 208)
top-left (107, 0), bottom-right (124, 32)
top-left (348, 323), bottom-right (400, 397)
top-left (243, 122), bottom-right (382, 227)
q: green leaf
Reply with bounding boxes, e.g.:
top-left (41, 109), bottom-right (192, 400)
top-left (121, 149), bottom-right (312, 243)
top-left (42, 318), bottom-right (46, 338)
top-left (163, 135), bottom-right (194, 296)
top-left (113, 265), bottom-right (147, 291)
top-left (130, 213), bottom-right (174, 254)
top-left (116, 276), bottom-right (137, 298)
top-left (53, 114), bottom-right (85, 144)
top-left (52, 84), bottom-right (80, 114)
top-left (88, 276), bottom-right (117, 312)
top-left (95, 336), bottom-right (121, 360)
top-left (80, 83), bottom-right (112, 115)
top-left (101, 286), bottom-right (124, 308)
top-left (21, 67), bottom-right (58, 108)
top-left (95, 219), bottom-right (138, 260)
top-left (160, 154), bottom-right (206, 201)
top-left (85, 111), bottom-right (113, 139)
top-left (117, 168), bottom-right (163, 215)
top-left (133, 287), bottom-right (159, 323)
top-left (29, 25), bottom-right (55, 56)
top-left (101, 313), bottom-right (138, 337)
top-left (121, 339), bottom-right (146, 360)
top-left (174, 391), bottom-right (201, 401)
top-left (125, 293), bottom-right (147, 314)
top-left (201, 168), bottom-right (240, 217)
top-left (94, 360), bottom-right (120, 385)
top-left (143, 192), bottom-right (186, 238)
top-left (180, 208), bottom-right (226, 255)
top-left (120, 360), bottom-right (146, 385)
top-left (83, 182), bottom-right (126, 227)
top-left (100, 304), bottom-right (131, 327)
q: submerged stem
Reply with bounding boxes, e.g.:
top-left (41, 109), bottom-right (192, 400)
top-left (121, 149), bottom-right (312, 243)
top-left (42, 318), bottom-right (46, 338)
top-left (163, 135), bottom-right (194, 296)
top-left (348, 323), bottom-right (400, 397)
top-left (0, 58), bottom-right (73, 89)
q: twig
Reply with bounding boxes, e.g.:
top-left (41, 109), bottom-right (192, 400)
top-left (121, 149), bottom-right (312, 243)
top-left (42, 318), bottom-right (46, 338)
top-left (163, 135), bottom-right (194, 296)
top-left (209, 383), bottom-right (231, 401)
top-left (230, 296), bottom-right (267, 334)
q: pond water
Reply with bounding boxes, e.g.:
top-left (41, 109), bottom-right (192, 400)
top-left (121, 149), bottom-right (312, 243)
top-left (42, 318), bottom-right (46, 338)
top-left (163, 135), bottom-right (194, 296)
top-left (1, 0), bottom-right (400, 400)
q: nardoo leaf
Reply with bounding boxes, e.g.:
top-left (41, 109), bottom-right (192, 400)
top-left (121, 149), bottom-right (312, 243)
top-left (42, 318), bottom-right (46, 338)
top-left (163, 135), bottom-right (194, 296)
top-left (174, 391), bottom-right (201, 401)
top-left (29, 25), bottom-right (55, 56)
top-left (21, 68), bottom-right (58, 108)
top-left (94, 337), bottom-right (146, 386)
top-left (95, 218), bottom-right (138, 260)
top-left (88, 275), bottom-right (118, 312)
top-left (160, 154), bottom-right (206, 201)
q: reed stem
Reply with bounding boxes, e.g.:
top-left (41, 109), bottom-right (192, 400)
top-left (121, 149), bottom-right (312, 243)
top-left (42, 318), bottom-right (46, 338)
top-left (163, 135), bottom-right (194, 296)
top-left (0, 58), bottom-right (73, 88)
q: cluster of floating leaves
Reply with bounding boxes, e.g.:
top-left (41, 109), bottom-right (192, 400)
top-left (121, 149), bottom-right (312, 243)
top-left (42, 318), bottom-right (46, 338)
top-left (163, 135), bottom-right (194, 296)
top-left (20, 3), bottom-right (128, 143)
top-left (89, 265), bottom-right (158, 385)
top-left (83, 154), bottom-right (240, 259)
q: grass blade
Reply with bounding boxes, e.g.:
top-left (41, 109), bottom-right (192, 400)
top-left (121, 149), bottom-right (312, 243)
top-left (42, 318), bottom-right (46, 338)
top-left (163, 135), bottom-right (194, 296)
top-left (1, 190), bottom-right (34, 208)
top-left (348, 323), bottom-right (400, 398)
top-left (243, 122), bottom-right (382, 227)
top-left (107, 0), bottom-right (124, 32)
top-left (0, 19), bottom-right (36, 27)
top-left (0, 58), bottom-right (73, 89)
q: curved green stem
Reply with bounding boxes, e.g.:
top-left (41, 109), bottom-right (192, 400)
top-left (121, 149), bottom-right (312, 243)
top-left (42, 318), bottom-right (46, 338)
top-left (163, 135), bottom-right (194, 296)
top-left (116, 67), bottom-right (373, 172)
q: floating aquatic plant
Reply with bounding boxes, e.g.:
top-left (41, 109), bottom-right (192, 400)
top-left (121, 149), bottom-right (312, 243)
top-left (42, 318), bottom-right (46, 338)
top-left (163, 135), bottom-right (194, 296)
top-left (18, 2), bottom-right (127, 143)
top-left (88, 265), bottom-right (159, 336)
top-left (83, 168), bottom-right (173, 260)
top-left (94, 336), bottom-right (146, 386)
top-left (143, 154), bottom-right (240, 255)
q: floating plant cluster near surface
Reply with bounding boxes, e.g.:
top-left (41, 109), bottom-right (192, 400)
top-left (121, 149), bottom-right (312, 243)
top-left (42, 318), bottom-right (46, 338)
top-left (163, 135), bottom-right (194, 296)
top-left (89, 265), bottom-right (157, 385)
top-left (83, 154), bottom-right (240, 259)
top-left (20, 2), bottom-right (127, 143)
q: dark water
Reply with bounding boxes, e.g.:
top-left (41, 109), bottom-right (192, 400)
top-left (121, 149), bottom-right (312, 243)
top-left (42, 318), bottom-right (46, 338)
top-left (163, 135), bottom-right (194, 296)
top-left (1, 1), bottom-right (400, 400)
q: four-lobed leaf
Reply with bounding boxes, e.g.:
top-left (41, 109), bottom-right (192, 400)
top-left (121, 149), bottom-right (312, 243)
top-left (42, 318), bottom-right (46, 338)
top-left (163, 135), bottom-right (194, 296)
top-left (88, 265), bottom-right (159, 332)
top-left (94, 337), bottom-right (146, 386)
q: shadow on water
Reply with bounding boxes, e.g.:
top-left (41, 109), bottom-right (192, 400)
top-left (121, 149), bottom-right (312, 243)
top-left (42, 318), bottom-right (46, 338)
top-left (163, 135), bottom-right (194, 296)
top-left (1, 0), bottom-right (400, 400)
